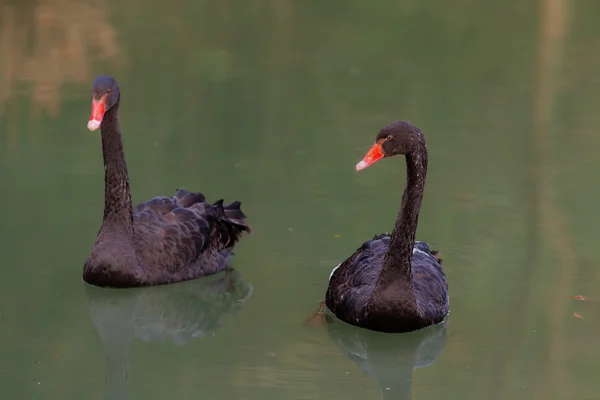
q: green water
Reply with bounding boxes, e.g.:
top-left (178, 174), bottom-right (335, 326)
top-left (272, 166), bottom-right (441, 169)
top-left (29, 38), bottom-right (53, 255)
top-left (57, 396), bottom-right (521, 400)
top-left (1, 0), bottom-right (599, 399)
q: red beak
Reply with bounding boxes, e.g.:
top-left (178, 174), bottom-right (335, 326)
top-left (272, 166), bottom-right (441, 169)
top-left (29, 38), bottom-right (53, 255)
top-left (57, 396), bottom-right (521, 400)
top-left (356, 142), bottom-right (384, 171)
top-left (87, 95), bottom-right (107, 131)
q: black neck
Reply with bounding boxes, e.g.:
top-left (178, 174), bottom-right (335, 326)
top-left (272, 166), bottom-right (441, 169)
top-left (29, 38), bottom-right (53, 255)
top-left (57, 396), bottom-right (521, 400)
top-left (99, 99), bottom-right (133, 235)
top-left (382, 143), bottom-right (427, 277)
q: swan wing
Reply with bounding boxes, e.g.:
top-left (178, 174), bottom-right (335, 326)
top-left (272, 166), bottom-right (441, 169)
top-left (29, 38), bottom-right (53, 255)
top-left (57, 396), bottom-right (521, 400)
top-left (133, 190), bottom-right (250, 273)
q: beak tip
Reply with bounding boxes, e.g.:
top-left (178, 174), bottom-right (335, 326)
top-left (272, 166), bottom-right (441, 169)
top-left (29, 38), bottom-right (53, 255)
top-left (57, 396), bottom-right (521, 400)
top-left (355, 160), bottom-right (368, 171)
top-left (87, 120), bottom-right (101, 131)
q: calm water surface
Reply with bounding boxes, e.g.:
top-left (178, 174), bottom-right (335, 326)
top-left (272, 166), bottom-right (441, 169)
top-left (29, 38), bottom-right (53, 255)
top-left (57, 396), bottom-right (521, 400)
top-left (1, 1), bottom-right (600, 399)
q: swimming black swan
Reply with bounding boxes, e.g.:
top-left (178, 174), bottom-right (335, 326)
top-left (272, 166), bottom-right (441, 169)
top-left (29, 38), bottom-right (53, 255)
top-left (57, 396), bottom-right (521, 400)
top-left (83, 75), bottom-right (251, 288)
top-left (325, 121), bottom-right (449, 333)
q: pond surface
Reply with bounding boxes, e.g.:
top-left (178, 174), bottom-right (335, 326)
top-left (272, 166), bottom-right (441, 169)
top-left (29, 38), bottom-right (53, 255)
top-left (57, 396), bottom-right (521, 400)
top-left (1, 0), bottom-right (599, 399)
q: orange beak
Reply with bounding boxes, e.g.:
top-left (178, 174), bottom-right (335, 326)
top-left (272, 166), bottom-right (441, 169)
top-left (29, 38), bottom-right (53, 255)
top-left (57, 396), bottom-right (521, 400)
top-left (87, 95), bottom-right (107, 131)
top-left (356, 141), bottom-right (384, 171)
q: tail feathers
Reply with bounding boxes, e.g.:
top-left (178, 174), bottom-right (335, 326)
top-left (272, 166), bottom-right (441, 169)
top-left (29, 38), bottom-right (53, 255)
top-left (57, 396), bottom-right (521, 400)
top-left (174, 189), bottom-right (206, 207)
top-left (216, 200), bottom-right (252, 234)
top-left (169, 189), bottom-right (250, 252)
top-left (206, 199), bottom-right (251, 251)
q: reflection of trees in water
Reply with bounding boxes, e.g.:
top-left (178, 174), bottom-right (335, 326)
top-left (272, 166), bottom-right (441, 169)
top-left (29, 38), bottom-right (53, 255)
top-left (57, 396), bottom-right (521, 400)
top-left (0, 0), bottom-right (123, 120)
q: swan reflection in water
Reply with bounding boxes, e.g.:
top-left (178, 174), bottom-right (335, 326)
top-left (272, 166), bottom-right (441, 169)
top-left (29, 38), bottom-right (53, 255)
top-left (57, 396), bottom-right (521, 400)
top-left (85, 268), bottom-right (253, 400)
top-left (326, 318), bottom-right (448, 400)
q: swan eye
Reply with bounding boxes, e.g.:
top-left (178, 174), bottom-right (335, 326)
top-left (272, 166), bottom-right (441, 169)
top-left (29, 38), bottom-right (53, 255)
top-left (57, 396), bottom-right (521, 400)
top-left (107, 88), bottom-right (112, 94)
top-left (386, 135), bottom-right (393, 141)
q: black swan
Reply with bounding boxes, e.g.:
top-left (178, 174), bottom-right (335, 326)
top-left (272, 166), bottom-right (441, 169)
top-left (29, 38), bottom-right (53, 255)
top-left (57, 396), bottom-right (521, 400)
top-left (325, 121), bottom-right (449, 333)
top-left (83, 75), bottom-right (251, 288)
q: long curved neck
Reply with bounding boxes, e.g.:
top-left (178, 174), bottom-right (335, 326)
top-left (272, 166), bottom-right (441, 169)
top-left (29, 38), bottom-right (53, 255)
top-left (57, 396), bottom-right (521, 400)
top-left (99, 100), bottom-right (133, 235)
top-left (382, 143), bottom-right (427, 278)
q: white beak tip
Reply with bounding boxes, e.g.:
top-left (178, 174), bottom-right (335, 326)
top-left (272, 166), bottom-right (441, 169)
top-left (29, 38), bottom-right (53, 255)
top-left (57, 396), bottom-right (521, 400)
top-left (355, 160), bottom-right (368, 171)
top-left (87, 120), bottom-right (101, 131)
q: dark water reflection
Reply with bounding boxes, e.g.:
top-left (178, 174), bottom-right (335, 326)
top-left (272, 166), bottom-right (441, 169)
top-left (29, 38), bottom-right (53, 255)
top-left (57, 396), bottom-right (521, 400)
top-left (86, 269), bottom-right (253, 400)
top-left (327, 319), bottom-right (447, 400)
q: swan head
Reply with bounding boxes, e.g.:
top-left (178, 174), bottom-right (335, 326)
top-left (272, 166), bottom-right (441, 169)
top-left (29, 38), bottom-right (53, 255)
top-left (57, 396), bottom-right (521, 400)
top-left (356, 121), bottom-right (424, 171)
top-left (88, 75), bottom-right (120, 131)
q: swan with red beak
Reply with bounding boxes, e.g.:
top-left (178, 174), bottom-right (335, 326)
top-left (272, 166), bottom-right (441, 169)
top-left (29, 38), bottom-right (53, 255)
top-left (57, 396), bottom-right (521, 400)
top-left (324, 120), bottom-right (449, 333)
